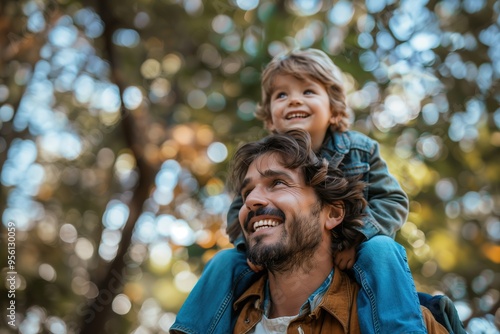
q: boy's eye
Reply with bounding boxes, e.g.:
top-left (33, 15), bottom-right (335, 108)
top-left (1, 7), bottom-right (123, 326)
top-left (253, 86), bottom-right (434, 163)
top-left (276, 92), bottom-right (287, 99)
top-left (304, 89), bottom-right (314, 95)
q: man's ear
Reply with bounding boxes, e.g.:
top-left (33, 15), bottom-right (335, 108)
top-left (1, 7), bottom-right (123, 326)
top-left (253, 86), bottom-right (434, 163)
top-left (325, 202), bottom-right (345, 230)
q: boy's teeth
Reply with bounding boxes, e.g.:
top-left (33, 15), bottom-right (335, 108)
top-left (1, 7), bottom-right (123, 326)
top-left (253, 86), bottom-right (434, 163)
top-left (288, 113), bottom-right (307, 119)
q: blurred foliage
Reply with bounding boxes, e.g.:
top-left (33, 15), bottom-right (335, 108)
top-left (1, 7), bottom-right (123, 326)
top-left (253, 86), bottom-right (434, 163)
top-left (0, 0), bottom-right (499, 333)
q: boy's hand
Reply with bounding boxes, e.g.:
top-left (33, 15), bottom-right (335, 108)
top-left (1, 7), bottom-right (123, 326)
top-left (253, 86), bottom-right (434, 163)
top-left (334, 234), bottom-right (365, 270)
top-left (247, 258), bottom-right (264, 272)
top-left (334, 246), bottom-right (357, 270)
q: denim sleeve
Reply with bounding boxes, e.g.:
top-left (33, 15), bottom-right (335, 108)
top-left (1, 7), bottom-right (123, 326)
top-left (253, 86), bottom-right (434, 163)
top-left (360, 141), bottom-right (409, 239)
top-left (226, 194), bottom-right (246, 248)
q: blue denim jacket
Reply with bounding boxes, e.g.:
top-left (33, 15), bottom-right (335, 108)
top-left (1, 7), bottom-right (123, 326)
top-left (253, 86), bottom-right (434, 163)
top-left (322, 130), bottom-right (409, 239)
top-left (228, 129), bottom-right (409, 248)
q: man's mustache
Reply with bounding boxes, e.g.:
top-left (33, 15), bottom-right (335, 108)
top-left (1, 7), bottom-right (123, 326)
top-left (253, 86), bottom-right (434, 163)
top-left (244, 207), bottom-right (286, 231)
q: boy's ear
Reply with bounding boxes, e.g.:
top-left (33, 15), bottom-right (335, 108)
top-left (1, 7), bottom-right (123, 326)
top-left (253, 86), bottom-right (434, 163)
top-left (329, 112), bottom-right (339, 126)
top-left (265, 118), bottom-right (276, 132)
top-left (325, 202), bottom-right (345, 231)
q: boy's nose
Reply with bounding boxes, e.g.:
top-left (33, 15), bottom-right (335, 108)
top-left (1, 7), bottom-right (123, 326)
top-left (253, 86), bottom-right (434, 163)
top-left (289, 95), bottom-right (303, 105)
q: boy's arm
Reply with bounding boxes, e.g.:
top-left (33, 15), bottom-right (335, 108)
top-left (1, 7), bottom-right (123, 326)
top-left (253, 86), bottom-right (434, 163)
top-left (226, 194), bottom-right (246, 249)
top-left (334, 140), bottom-right (408, 270)
top-left (360, 140), bottom-right (409, 240)
top-left (226, 195), bottom-right (263, 272)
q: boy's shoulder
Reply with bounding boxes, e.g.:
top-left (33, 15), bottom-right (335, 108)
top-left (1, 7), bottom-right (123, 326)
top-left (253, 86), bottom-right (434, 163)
top-left (323, 130), bottom-right (378, 154)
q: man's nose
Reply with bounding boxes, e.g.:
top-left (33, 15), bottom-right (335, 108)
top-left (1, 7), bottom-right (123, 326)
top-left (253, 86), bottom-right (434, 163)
top-left (244, 187), bottom-right (269, 209)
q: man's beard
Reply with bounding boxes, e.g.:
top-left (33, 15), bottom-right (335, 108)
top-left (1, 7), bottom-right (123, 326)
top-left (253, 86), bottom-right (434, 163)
top-left (246, 202), bottom-right (323, 274)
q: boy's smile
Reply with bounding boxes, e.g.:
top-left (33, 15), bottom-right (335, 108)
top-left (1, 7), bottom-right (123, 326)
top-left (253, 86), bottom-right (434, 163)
top-left (267, 74), bottom-right (334, 151)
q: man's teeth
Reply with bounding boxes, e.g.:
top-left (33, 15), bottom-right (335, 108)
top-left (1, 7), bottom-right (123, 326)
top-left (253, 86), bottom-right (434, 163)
top-left (287, 113), bottom-right (308, 119)
top-left (253, 220), bottom-right (279, 231)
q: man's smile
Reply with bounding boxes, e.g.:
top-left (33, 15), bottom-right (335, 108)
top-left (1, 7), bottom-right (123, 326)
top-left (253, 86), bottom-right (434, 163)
top-left (244, 207), bottom-right (286, 234)
top-left (253, 219), bottom-right (280, 232)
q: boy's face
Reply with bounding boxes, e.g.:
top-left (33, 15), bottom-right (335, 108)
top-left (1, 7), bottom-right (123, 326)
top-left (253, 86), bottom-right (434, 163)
top-left (267, 74), bottom-right (334, 151)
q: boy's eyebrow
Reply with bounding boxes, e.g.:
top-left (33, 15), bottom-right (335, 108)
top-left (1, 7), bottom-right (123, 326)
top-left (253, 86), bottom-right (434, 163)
top-left (240, 168), bottom-right (295, 193)
top-left (269, 86), bottom-right (282, 94)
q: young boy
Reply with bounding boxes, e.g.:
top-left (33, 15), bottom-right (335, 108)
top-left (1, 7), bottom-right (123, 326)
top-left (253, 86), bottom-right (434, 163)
top-left (170, 49), bottom-right (426, 334)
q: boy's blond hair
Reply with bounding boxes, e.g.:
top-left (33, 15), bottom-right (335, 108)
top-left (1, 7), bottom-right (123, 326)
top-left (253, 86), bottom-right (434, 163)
top-left (256, 48), bottom-right (349, 132)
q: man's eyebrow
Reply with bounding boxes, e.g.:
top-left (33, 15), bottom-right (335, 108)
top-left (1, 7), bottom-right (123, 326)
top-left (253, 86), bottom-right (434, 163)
top-left (239, 169), bottom-right (294, 193)
top-left (240, 177), bottom-right (251, 193)
top-left (260, 169), bottom-right (293, 180)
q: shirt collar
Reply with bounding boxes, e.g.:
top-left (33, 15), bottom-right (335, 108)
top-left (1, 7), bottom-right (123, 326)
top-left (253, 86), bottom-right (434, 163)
top-left (262, 269), bottom-right (334, 317)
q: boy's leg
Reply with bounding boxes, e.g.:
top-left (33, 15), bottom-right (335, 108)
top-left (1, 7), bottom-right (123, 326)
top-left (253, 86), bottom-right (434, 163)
top-left (170, 248), bottom-right (258, 334)
top-left (352, 236), bottom-right (428, 334)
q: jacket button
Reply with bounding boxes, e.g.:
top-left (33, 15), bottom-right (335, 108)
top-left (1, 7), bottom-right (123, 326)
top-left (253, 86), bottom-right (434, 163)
top-left (244, 318), bottom-right (250, 324)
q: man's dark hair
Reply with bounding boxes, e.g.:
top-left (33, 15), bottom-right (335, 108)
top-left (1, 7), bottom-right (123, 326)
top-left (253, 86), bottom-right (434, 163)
top-left (228, 129), bottom-right (367, 252)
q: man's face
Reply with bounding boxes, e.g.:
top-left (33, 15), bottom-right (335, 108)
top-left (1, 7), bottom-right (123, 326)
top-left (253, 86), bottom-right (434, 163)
top-left (238, 152), bottom-right (330, 272)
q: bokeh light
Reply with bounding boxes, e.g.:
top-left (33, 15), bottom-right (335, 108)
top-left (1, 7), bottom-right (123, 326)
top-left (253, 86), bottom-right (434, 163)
top-left (112, 294), bottom-right (133, 315)
top-left (2, 1), bottom-right (499, 332)
top-left (207, 142), bottom-right (228, 163)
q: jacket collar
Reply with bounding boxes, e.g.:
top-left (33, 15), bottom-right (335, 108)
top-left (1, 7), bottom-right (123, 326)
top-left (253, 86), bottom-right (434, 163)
top-left (310, 268), bottom-right (356, 331)
top-left (234, 274), bottom-right (266, 312)
top-left (323, 129), bottom-right (350, 155)
top-left (332, 131), bottom-right (350, 154)
top-left (233, 268), bottom-right (356, 332)
top-left (321, 130), bottom-right (351, 168)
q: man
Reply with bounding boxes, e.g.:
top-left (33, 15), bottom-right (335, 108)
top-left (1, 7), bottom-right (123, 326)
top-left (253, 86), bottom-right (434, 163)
top-left (228, 129), bottom-right (448, 333)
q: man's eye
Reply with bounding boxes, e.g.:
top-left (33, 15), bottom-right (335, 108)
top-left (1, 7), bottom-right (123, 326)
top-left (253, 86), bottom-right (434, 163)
top-left (272, 180), bottom-right (286, 187)
top-left (242, 189), bottom-right (251, 199)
